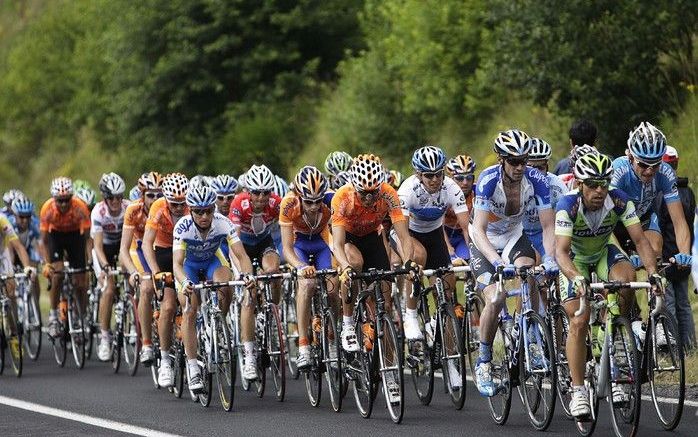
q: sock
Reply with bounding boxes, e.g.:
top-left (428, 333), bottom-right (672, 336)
top-left (299, 345), bottom-right (310, 354)
top-left (244, 341), bottom-right (255, 357)
top-left (160, 350), bottom-right (170, 366)
top-left (343, 316), bottom-right (353, 327)
top-left (187, 358), bottom-right (198, 372)
top-left (101, 329), bottom-right (110, 339)
top-left (478, 341), bottom-right (492, 364)
top-left (572, 384), bottom-right (587, 395)
top-left (142, 339), bottom-right (152, 347)
top-left (49, 309), bottom-right (58, 319)
top-left (405, 308), bottom-right (418, 319)
top-left (298, 337), bottom-right (309, 347)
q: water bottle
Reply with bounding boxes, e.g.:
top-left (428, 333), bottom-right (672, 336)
top-left (256, 312), bottom-right (265, 333)
top-left (196, 313), bottom-right (204, 332)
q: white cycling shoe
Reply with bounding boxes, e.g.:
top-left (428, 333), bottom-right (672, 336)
top-left (570, 389), bottom-right (591, 418)
top-left (97, 337), bottom-right (112, 362)
top-left (403, 316), bottom-right (424, 341)
top-left (158, 363), bottom-right (174, 388)
top-left (243, 357), bottom-right (258, 381)
top-left (297, 347), bottom-right (312, 370)
top-left (187, 365), bottom-right (204, 393)
top-left (341, 325), bottom-right (359, 352)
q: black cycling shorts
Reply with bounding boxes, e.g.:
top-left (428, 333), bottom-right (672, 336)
top-left (47, 231), bottom-right (87, 268)
top-left (154, 246), bottom-right (173, 273)
top-left (469, 233), bottom-right (536, 289)
top-left (409, 226), bottom-right (451, 270)
top-left (345, 231), bottom-right (390, 271)
top-left (243, 235), bottom-right (278, 266)
top-left (103, 243), bottom-right (120, 268)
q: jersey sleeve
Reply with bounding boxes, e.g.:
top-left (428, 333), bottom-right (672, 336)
top-left (528, 168), bottom-right (551, 210)
top-left (90, 205), bottom-right (103, 235)
top-left (223, 216), bottom-right (241, 246)
top-left (123, 204), bottom-right (137, 229)
top-left (330, 188), bottom-right (350, 229)
top-left (397, 180), bottom-right (412, 218)
top-left (383, 184), bottom-right (407, 224)
top-left (554, 194), bottom-right (576, 237)
top-left (145, 200), bottom-right (163, 231)
top-left (172, 217), bottom-right (189, 252)
top-left (473, 166), bottom-right (498, 212)
top-left (446, 178), bottom-right (468, 215)
top-left (278, 195), bottom-right (296, 227)
top-left (39, 200), bottom-right (52, 233)
top-left (0, 214), bottom-right (18, 242)
top-left (658, 163), bottom-right (680, 204)
top-left (620, 200), bottom-right (641, 228)
top-left (228, 196), bottom-right (244, 226)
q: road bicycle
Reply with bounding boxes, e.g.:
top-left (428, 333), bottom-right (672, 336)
top-left (0, 272), bottom-right (28, 376)
top-left (14, 269), bottom-right (41, 361)
top-left (105, 267), bottom-right (140, 376)
top-left (50, 264), bottom-right (89, 369)
top-left (280, 264), bottom-right (300, 380)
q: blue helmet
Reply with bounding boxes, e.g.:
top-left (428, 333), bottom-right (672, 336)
top-left (411, 145), bottom-right (446, 172)
top-left (210, 174), bottom-right (238, 194)
top-left (128, 185), bottom-right (141, 201)
top-left (627, 122), bottom-right (666, 163)
top-left (273, 175), bottom-right (289, 198)
top-left (10, 194), bottom-right (33, 215)
top-left (186, 186), bottom-right (216, 208)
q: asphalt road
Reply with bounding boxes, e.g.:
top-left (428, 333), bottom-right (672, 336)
top-left (0, 338), bottom-right (695, 437)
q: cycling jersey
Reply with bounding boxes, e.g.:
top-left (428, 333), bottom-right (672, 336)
top-left (559, 173), bottom-right (576, 191)
top-left (524, 172), bottom-right (568, 255)
top-left (173, 213), bottom-right (240, 262)
top-left (331, 183), bottom-right (406, 237)
top-left (145, 198), bottom-right (189, 249)
top-left (90, 199), bottom-right (129, 245)
top-left (229, 192), bottom-right (281, 246)
top-left (470, 165), bottom-right (551, 250)
top-left (279, 193), bottom-right (331, 242)
top-left (0, 213), bottom-right (18, 274)
top-left (555, 188), bottom-right (640, 265)
top-left (39, 198), bottom-right (91, 234)
top-left (611, 156), bottom-right (679, 218)
top-left (444, 189), bottom-right (475, 229)
top-left (123, 200), bottom-right (148, 249)
top-left (9, 214), bottom-right (41, 262)
top-left (398, 175), bottom-right (467, 233)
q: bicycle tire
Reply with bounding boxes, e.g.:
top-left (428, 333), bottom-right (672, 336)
top-left (647, 308), bottom-right (684, 430)
top-left (409, 300), bottom-right (434, 406)
top-left (266, 303), bottom-right (286, 401)
top-left (549, 303), bottom-right (573, 419)
top-left (304, 305), bottom-right (322, 407)
top-left (0, 328), bottom-right (5, 375)
top-left (575, 334), bottom-right (600, 436)
top-left (487, 320), bottom-right (512, 425)
top-left (197, 319), bottom-right (213, 407)
top-left (150, 306), bottom-right (161, 389)
top-left (112, 327), bottom-right (123, 374)
top-left (323, 310), bottom-right (342, 412)
top-left (85, 287), bottom-right (100, 360)
top-left (2, 305), bottom-right (22, 377)
top-left (68, 298), bottom-right (86, 369)
top-left (352, 305), bottom-right (375, 418)
top-left (123, 296), bottom-right (140, 376)
top-left (440, 307), bottom-right (466, 410)
top-left (23, 292), bottom-right (42, 361)
top-left (216, 317), bottom-right (236, 411)
top-left (254, 310), bottom-right (267, 398)
top-left (283, 282), bottom-right (300, 380)
top-left (379, 313), bottom-right (404, 424)
top-left (173, 342), bottom-right (186, 398)
top-left (52, 319), bottom-right (68, 368)
top-left (608, 316), bottom-right (641, 437)
top-left (520, 311), bottom-right (557, 430)
top-left (464, 292), bottom-right (485, 379)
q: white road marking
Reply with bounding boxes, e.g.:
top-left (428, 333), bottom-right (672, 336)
top-left (0, 395), bottom-right (183, 437)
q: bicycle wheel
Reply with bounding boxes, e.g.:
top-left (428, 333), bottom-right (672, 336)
top-left (304, 307), bottom-right (322, 407)
top-left (464, 292), bottom-right (485, 378)
top-left (0, 327), bottom-right (5, 375)
top-left (2, 305), bottom-right (22, 377)
top-left (150, 311), bottom-right (161, 388)
top-left (352, 314), bottom-right (375, 418)
top-left (323, 310), bottom-right (342, 412)
top-left (123, 296), bottom-right (140, 376)
top-left (608, 316), bottom-right (641, 437)
top-left (407, 305), bottom-right (434, 406)
top-left (254, 311), bottom-right (267, 398)
top-left (215, 317), bottom-right (236, 411)
top-left (520, 311), bottom-right (557, 430)
top-left (440, 307), bottom-right (466, 410)
top-left (197, 323), bottom-right (213, 407)
top-left (229, 303), bottom-right (250, 392)
top-left (68, 298), bottom-right (86, 369)
top-left (173, 342), bottom-right (186, 398)
top-left (283, 283), bottom-right (300, 380)
top-left (487, 320), bottom-right (512, 425)
top-left (379, 314), bottom-right (404, 423)
top-left (23, 292), bottom-right (42, 361)
top-left (576, 339), bottom-right (600, 436)
top-left (112, 323), bottom-right (123, 374)
top-left (648, 308), bottom-right (684, 430)
top-left (52, 319), bottom-right (68, 368)
top-left (549, 303), bottom-right (573, 419)
top-left (85, 288), bottom-right (100, 360)
top-left (266, 303), bottom-right (286, 401)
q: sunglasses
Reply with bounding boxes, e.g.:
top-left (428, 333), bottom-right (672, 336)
top-left (250, 190), bottom-right (271, 197)
top-left (453, 174), bottom-right (475, 182)
top-left (191, 207), bottom-right (214, 216)
top-left (216, 194), bottom-right (235, 201)
top-left (168, 200), bottom-right (186, 207)
top-left (105, 195), bottom-right (123, 201)
top-left (145, 192), bottom-right (163, 199)
top-left (302, 198), bottom-right (323, 205)
top-left (18, 214), bottom-right (31, 219)
top-left (421, 170), bottom-right (444, 180)
top-left (583, 178), bottom-right (610, 189)
top-left (357, 189), bottom-right (378, 200)
top-left (505, 157), bottom-right (528, 167)
top-left (633, 158), bottom-right (661, 170)
top-left (55, 197), bottom-right (72, 205)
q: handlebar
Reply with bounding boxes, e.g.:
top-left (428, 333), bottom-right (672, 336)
top-left (575, 280), bottom-right (658, 317)
top-left (255, 272), bottom-right (292, 281)
top-left (422, 265), bottom-right (471, 277)
top-left (192, 280), bottom-right (247, 290)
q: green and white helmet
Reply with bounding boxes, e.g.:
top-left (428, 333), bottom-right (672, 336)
top-left (574, 151), bottom-right (613, 181)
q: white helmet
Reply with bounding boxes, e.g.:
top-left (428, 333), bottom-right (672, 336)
top-left (273, 175), bottom-right (289, 197)
top-left (627, 121), bottom-right (667, 163)
top-left (50, 177), bottom-right (73, 198)
top-left (245, 165), bottom-right (275, 192)
top-left (528, 138), bottom-right (552, 160)
top-left (350, 154), bottom-right (384, 192)
top-left (493, 129), bottom-right (531, 157)
top-left (98, 172), bottom-right (126, 197)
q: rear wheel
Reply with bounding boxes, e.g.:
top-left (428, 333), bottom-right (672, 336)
top-left (464, 292), bottom-right (485, 378)
top-left (379, 314), bottom-right (404, 424)
top-left (173, 342), bottom-right (186, 398)
top-left (549, 304), bottom-right (573, 419)
top-left (608, 316), bottom-right (641, 437)
top-left (282, 281), bottom-right (300, 380)
top-left (440, 307), bottom-right (466, 410)
top-left (197, 323), bottom-right (213, 407)
top-left (323, 310), bottom-right (342, 412)
top-left (23, 293), bottom-right (42, 361)
top-left (352, 307), bottom-right (375, 418)
top-left (520, 311), bottom-right (557, 431)
top-left (3, 307), bottom-right (22, 377)
top-left (575, 338), bottom-right (600, 436)
top-left (648, 308), bottom-right (684, 430)
top-left (123, 296), bottom-right (140, 376)
top-left (266, 304), bottom-right (286, 401)
top-left (487, 320), bottom-right (512, 425)
top-left (68, 299), bottom-right (86, 369)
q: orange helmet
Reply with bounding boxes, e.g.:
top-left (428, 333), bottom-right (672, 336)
top-left (138, 171), bottom-right (163, 193)
top-left (446, 155), bottom-right (476, 175)
top-left (294, 166), bottom-right (328, 200)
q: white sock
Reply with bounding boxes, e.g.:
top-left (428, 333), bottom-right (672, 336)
top-left (101, 329), bottom-right (110, 340)
top-left (343, 316), bottom-right (353, 327)
top-left (244, 341), bottom-right (255, 357)
top-left (572, 384), bottom-right (587, 395)
top-left (187, 359), bottom-right (198, 372)
top-left (405, 308), bottom-right (418, 319)
top-left (299, 345), bottom-right (310, 354)
top-left (49, 309), bottom-right (58, 319)
top-left (160, 351), bottom-right (170, 367)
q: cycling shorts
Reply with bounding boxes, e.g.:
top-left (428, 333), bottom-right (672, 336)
top-left (526, 230), bottom-right (544, 258)
top-left (294, 233), bottom-right (332, 270)
top-left (243, 234), bottom-right (278, 265)
top-left (345, 231), bottom-right (389, 272)
top-left (129, 240), bottom-right (151, 274)
top-left (559, 241), bottom-right (630, 301)
top-left (92, 243), bottom-right (120, 277)
top-left (178, 250), bottom-right (230, 293)
top-left (613, 210), bottom-right (659, 253)
top-left (444, 226), bottom-right (470, 260)
top-left (154, 246), bottom-right (173, 273)
top-left (409, 227), bottom-right (450, 270)
top-left (468, 233), bottom-right (536, 289)
top-left (47, 231), bottom-right (87, 268)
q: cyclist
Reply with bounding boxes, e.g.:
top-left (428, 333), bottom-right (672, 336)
top-left (324, 151), bottom-right (353, 188)
top-left (470, 129), bottom-right (558, 397)
top-left (210, 175), bottom-right (238, 217)
top-left (387, 169), bottom-right (404, 190)
top-left (397, 146), bottom-right (470, 340)
top-left (271, 175), bottom-right (290, 262)
top-left (142, 173), bottom-right (189, 387)
top-left (443, 154), bottom-right (476, 262)
top-left (524, 138), bottom-right (568, 258)
top-left (279, 166), bottom-right (335, 369)
top-left (229, 164), bottom-right (282, 303)
top-left (91, 173), bottom-right (129, 361)
top-left (9, 195), bottom-right (42, 308)
top-left (119, 171), bottom-right (163, 366)
top-left (2, 189), bottom-right (24, 216)
top-left (174, 186), bottom-right (255, 389)
top-left (39, 177), bottom-right (91, 338)
top-left (558, 144), bottom-right (598, 190)
top-left (74, 179), bottom-right (97, 211)
top-left (555, 151), bottom-right (660, 417)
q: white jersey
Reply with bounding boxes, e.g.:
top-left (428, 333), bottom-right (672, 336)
top-left (173, 212), bottom-right (240, 262)
top-left (398, 175), bottom-right (468, 233)
top-left (90, 200), bottom-right (129, 245)
top-left (523, 172), bottom-right (568, 234)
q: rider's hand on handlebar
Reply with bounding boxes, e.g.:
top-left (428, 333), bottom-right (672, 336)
top-left (450, 254), bottom-right (466, 267)
top-left (128, 271), bottom-right (139, 288)
top-left (673, 253), bottom-right (691, 268)
top-left (542, 255), bottom-right (559, 276)
top-left (339, 266), bottom-right (355, 283)
top-left (154, 271), bottom-right (175, 288)
top-left (404, 259), bottom-right (422, 279)
top-left (181, 279), bottom-right (194, 296)
top-left (298, 265), bottom-right (317, 279)
top-left (239, 273), bottom-right (256, 290)
top-left (493, 259), bottom-right (516, 279)
top-left (42, 263), bottom-right (54, 279)
top-left (649, 273), bottom-right (666, 295)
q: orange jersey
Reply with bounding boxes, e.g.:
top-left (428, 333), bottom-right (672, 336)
top-left (145, 198), bottom-right (189, 248)
top-left (279, 193), bottom-right (331, 242)
top-left (39, 198), bottom-right (91, 234)
top-left (331, 183), bottom-right (406, 237)
top-left (123, 200), bottom-right (149, 249)
top-left (444, 189), bottom-right (475, 229)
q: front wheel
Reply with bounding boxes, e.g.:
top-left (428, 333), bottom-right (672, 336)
top-left (123, 296), bottom-right (140, 376)
top-left (3, 307), bottom-right (22, 377)
top-left (549, 304), bottom-right (573, 419)
top-left (68, 298), bottom-right (86, 369)
top-left (379, 314), bottom-right (404, 424)
top-left (23, 293), bottom-right (42, 361)
top-left (520, 311), bottom-right (557, 431)
top-left (464, 292), bottom-right (485, 379)
top-left (407, 307), bottom-right (434, 406)
top-left (648, 308), bottom-right (684, 430)
top-left (196, 322), bottom-right (213, 407)
top-left (487, 319), bottom-right (512, 425)
top-left (282, 283), bottom-right (300, 380)
top-left (215, 317), bottom-right (236, 412)
top-left (440, 307), bottom-right (466, 410)
top-left (323, 310), bottom-right (342, 412)
top-left (607, 316), bottom-right (641, 437)
top-left (266, 304), bottom-right (286, 401)
top-left (352, 309), bottom-right (375, 418)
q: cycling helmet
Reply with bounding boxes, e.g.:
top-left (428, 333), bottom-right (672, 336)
top-left (237, 173), bottom-right (247, 190)
top-left (324, 151), bottom-right (353, 176)
top-left (50, 177), bottom-right (73, 197)
top-left (387, 170), bottom-right (404, 189)
top-left (350, 154), bottom-right (384, 192)
top-left (72, 179), bottom-right (93, 192)
top-left (75, 187), bottom-right (96, 208)
top-left (493, 129), bottom-right (531, 157)
top-left (574, 152), bottom-right (613, 181)
top-left (446, 155), bottom-right (476, 175)
top-left (98, 172), bottom-right (126, 197)
top-left (10, 194), bottom-right (33, 215)
top-left (528, 138), bottom-right (552, 160)
top-left (245, 165), bottom-right (275, 191)
top-left (189, 174), bottom-right (210, 190)
top-left (162, 173), bottom-right (189, 202)
top-left (273, 175), bottom-right (289, 198)
top-left (138, 171), bottom-right (163, 193)
top-left (627, 121), bottom-right (666, 163)
top-left (570, 144), bottom-right (598, 164)
top-left (210, 174), bottom-right (238, 194)
top-left (294, 166), bottom-right (328, 200)
top-left (333, 170), bottom-right (351, 190)
top-left (411, 145), bottom-right (446, 172)
top-left (3, 189), bottom-right (24, 207)
top-left (128, 186), bottom-right (140, 201)
top-left (186, 186), bottom-right (216, 208)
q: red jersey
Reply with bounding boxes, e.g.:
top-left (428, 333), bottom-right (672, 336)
top-left (229, 192), bottom-right (281, 245)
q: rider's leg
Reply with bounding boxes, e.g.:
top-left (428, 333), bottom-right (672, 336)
top-left (262, 250), bottom-right (281, 304)
top-left (139, 279), bottom-right (155, 345)
top-left (179, 290), bottom-right (200, 360)
top-left (158, 289), bottom-right (177, 354)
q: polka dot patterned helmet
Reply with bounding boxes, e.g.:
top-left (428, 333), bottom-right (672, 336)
top-left (162, 173), bottom-right (189, 202)
top-left (350, 154), bottom-right (384, 192)
top-left (50, 177), bottom-right (73, 198)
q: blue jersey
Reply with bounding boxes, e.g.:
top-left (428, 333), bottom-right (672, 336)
top-left (611, 156), bottom-right (679, 218)
top-left (9, 213), bottom-right (41, 262)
